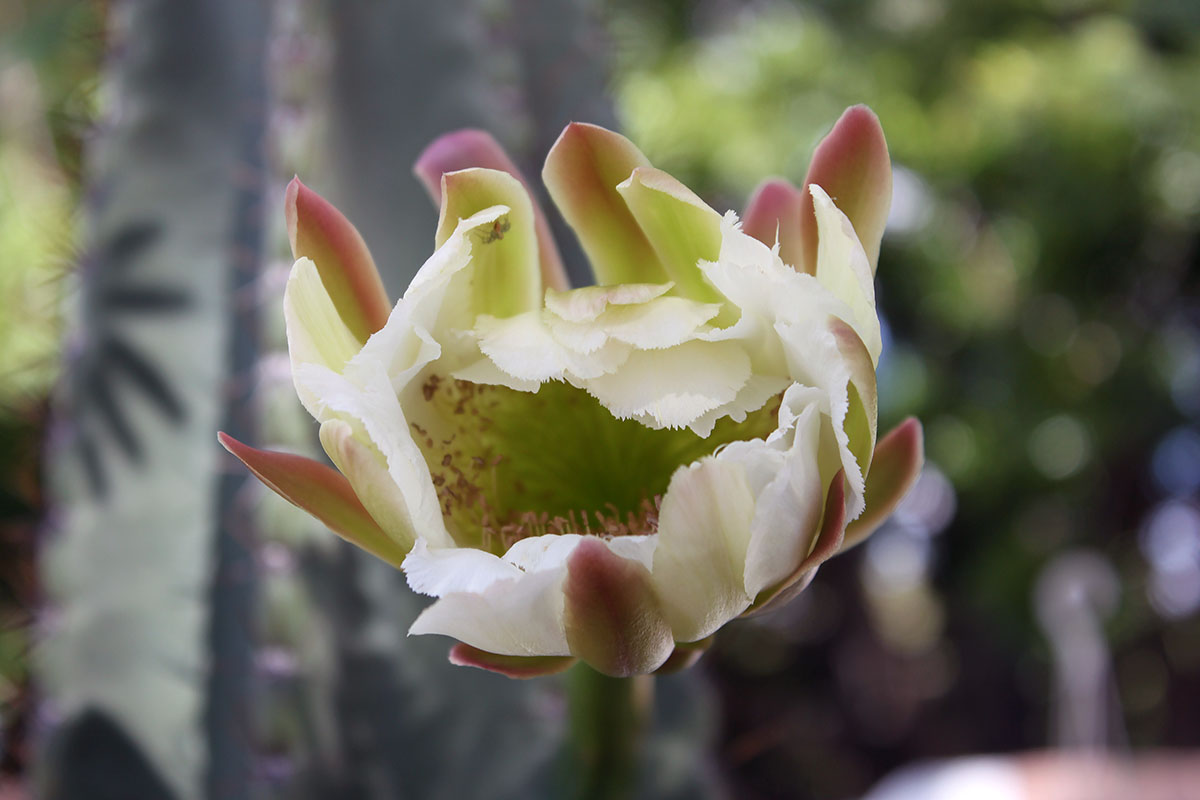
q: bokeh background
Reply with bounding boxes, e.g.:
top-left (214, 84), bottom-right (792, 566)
top-left (1, 0), bottom-right (1198, 798)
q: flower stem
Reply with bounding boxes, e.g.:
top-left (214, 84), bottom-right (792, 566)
top-left (565, 665), bottom-right (653, 800)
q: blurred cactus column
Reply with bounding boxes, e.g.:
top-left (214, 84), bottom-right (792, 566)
top-left (38, 1), bottom-right (269, 798)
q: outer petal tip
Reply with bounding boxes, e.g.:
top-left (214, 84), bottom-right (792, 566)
top-left (415, 129), bottom-right (517, 203)
top-left (448, 643), bottom-right (576, 679)
top-left (284, 177), bottom-right (391, 341)
top-left (742, 178), bottom-right (807, 272)
top-left (217, 432), bottom-right (409, 569)
top-left (801, 104), bottom-right (892, 275)
top-left (564, 538), bottom-right (674, 677)
top-left (543, 121), bottom-right (664, 287)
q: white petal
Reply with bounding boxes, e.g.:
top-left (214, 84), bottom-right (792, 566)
top-left (651, 458), bottom-right (758, 642)
top-left (584, 340), bottom-right (750, 432)
top-left (599, 296), bottom-right (721, 348)
top-left (403, 539), bottom-right (522, 596)
top-left (284, 258), bottom-right (363, 414)
top-left (451, 357), bottom-right (541, 392)
top-left (476, 311), bottom-right (631, 383)
top-left (503, 533), bottom-right (590, 573)
top-left (544, 283), bottom-right (673, 322)
top-left (776, 322), bottom-right (866, 517)
top-left (686, 373), bottom-right (791, 439)
top-left (547, 294), bottom-right (719, 355)
top-left (408, 567), bottom-right (571, 657)
top-left (720, 397), bottom-right (826, 597)
top-left (501, 532), bottom-right (656, 573)
top-left (296, 363), bottom-right (453, 547)
top-left (810, 184), bottom-right (882, 364)
top-left (475, 311), bottom-right (568, 383)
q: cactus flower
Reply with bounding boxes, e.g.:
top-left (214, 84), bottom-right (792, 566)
top-left (221, 106), bottom-right (923, 678)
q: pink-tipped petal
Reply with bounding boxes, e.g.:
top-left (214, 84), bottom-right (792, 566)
top-left (615, 167), bottom-right (724, 303)
top-left (800, 105), bottom-right (892, 274)
top-left (842, 418), bottom-right (924, 550)
top-left (742, 178), bottom-right (808, 273)
top-left (653, 636), bottom-right (714, 675)
top-left (218, 432), bottom-right (407, 569)
top-left (448, 643), bottom-right (576, 679)
top-left (543, 122), bottom-right (668, 286)
top-left (415, 129), bottom-right (568, 291)
top-left (743, 471), bottom-right (847, 617)
top-left (285, 178), bottom-right (391, 342)
top-left (564, 538), bottom-right (675, 677)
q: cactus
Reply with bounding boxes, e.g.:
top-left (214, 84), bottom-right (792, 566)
top-left (39, 1), bottom-right (268, 797)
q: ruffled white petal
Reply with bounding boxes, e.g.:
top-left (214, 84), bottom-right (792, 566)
top-left (403, 538), bottom-right (523, 595)
top-left (719, 388), bottom-right (826, 597)
top-left (651, 458), bottom-right (758, 642)
top-left (548, 295), bottom-right (721, 353)
top-left (475, 311), bottom-right (632, 383)
top-left (776, 319), bottom-right (866, 517)
top-left (544, 283), bottom-right (673, 322)
top-left (584, 340), bottom-right (750, 433)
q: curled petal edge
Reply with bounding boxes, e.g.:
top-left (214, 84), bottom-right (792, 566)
top-left (742, 470), bottom-right (846, 618)
top-left (448, 643), bottom-right (576, 679)
top-left (842, 417), bottom-right (924, 550)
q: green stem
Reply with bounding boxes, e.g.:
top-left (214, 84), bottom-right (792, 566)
top-left (565, 665), bottom-right (653, 800)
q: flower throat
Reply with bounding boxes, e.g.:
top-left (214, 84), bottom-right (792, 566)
top-left (411, 374), bottom-right (779, 554)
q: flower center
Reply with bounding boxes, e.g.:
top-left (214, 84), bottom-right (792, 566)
top-left (410, 375), bottom-right (779, 554)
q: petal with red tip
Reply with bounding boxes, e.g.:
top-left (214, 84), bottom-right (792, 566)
top-left (742, 178), bottom-right (807, 273)
top-left (543, 123), bottom-right (668, 286)
top-left (743, 471), bottom-right (846, 617)
top-left (842, 418), bottom-right (924, 550)
top-left (448, 643), bottom-right (576, 679)
top-left (563, 538), bottom-right (675, 677)
top-left (800, 105), bottom-right (892, 275)
top-left (414, 129), bottom-right (568, 291)
top-left (615, 167), bottom-right (723, 303)
top-left (218, 432), bottom-right (408, 569)
top-left (434, 168), bottom-right (542, 318)
top-left (285, 178), bottom-right (391, 342)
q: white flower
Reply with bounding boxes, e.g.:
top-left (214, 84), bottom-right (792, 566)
top-left (221, 108), bottom-right (923, 677)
